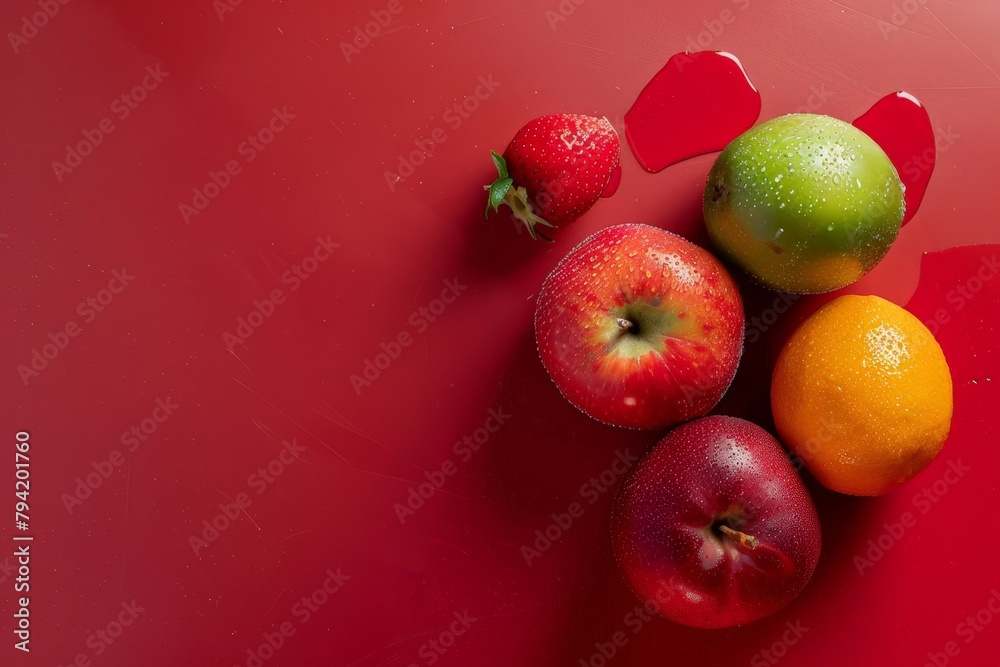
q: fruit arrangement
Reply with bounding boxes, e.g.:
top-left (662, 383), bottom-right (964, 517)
top-left (487, 52), bottom-right (954, 631)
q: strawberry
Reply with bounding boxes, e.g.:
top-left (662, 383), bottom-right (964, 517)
top-left (484, 114), bottom-right (621, 239)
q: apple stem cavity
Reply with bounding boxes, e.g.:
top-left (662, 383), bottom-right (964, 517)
top-left (718, 524), bottom-right (758, 549)
top-left (616, 317), bottom-right (634, 332)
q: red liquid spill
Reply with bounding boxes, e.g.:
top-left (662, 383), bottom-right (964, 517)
top-left (904, 243), bottom-right (1000, 456)
top-left (624, 51), bottom-right (761, 173)
top-left (601, 165), bottom-right (622, 198)
top-left (853, 91), bottom-right (936, 226)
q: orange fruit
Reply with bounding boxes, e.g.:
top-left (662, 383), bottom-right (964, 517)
top-left (771, 295), bottom-right (953, 496)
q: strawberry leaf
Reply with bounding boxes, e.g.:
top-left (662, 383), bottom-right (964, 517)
top-left (490, 150), bottom-right (508, 179)
top-left (485, 177), bottom-right (513, 218)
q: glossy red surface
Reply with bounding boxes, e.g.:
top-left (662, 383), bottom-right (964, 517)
top-left (2, 1), bottom-right (999, 666)
top-left (853, 91), bottom-right (936, 225)
top-left (601, 165), bottom-right (623, 198)
top-left (625, 51), bottom-right (761, 173)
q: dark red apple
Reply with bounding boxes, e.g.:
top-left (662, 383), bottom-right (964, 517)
top-left (612, 416), bottom-right (821, 628)
top-left (535, 223), bottom-right (743, 429)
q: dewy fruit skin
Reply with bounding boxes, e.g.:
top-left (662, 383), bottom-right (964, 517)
top-left (485, 114), bottom-right (620, 239)
top-left (771, 294), bottom-right (953, 496)
top-left (704, 113), bottom-right (905, 294)
top-left (613, 416), bottom-right (822, 629)
top-left (535, 223), bottom-right (744, 430)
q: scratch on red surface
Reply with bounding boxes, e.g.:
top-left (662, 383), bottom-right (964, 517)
top-left (229, 380), bottom-right (467, 496)
top-left (231, 376), bottom-right (352, 465)
top-left (226, 346), bottom-right (254, 374)
top-left (956, 299), bottom-right (978, 356)
top-left (354, 467), bottom-right (469, 501)
top-left (264, 584), bottom-right (293, 616)
top-left (251, 420), bottom-right (323, 466)
top-left (925, 8), bottom-right (1000, 83)
top-left (217, 488), bottom-right (261, 531)
top-left (827, 0), bottom-right (944, 40)
top-left (323, 113), bottom-right (344, 135)
top-left (344, 626), bottom-right (458, 667)
top-left (410, 274), bottom-right (428, 308)
top-left (278, 529), bottom-right (314, 543)
top-left (310, 401), bottom-right (421, 471)
top-left (224, 250), bottom-right (257, 283)
top-left (378, 25), bottom-right (407, 38)
top-left (250, 417), bottom-right (280, 442)
top-left (259, 247), bottom-right (286, 282)
top-left (782, 58), bottom-right (881, 98)
top-left (452, 15), bottom-right (496, 29)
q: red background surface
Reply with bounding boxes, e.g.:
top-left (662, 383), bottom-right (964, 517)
top-left (2, 0), bottom-right (1000, 665)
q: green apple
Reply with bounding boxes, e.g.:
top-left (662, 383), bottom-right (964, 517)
top-left (703, 114), bottom-right (905, 294)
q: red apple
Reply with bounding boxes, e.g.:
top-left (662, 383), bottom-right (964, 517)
top-left (612, 416), bottom-right (821, 628)
top-left (535, 223), bottom-right (743, 429)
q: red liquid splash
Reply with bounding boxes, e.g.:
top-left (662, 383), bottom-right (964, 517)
top-left (853, 91), bottom-right (936, 226)
top-left (601, 165), bottom-right (622, 198)
top-left (905, 243), bottom-right (1000, 454)
top-left (624, 51), bottom-right (761, 173)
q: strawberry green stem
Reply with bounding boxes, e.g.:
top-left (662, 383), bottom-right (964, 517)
top-left (502, 186), bottom-right (555, 240)
top-left (483, 150), bottom-right (554, 240)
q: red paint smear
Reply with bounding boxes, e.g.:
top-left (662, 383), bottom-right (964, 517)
top-left (601, 165), bottom-right (622, 198)
top-left (904, 243), bottom-right (1000, 472)
top-left (853, 91), bottom-right (936, 226)
top-left (624, 51), bottom-right (762, 173)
